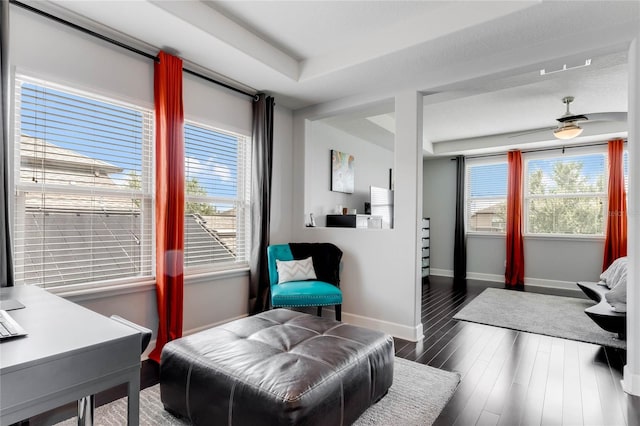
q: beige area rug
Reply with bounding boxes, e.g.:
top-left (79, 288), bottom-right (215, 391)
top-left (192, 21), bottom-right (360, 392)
top-left (56, 357), bottom-right (460, 426)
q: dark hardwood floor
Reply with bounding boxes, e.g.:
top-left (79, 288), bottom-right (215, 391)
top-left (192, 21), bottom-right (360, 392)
top-left (27, 276), bottom-right (640, 425)
top-left (394, 276), bottom-right (640, 426)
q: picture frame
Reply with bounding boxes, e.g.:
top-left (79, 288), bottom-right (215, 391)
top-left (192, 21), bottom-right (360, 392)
top-left (330, 149), bottom-right (355, 193)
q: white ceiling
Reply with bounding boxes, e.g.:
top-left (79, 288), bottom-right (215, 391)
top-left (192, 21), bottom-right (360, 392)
top-left (40, 0), bottom-right (640, 155)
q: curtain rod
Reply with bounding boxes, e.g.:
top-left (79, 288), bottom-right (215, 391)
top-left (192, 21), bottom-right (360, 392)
top-left (10, 0), bottom-right (258, 100)
top-left (451, 139), bottom-right (627, 161)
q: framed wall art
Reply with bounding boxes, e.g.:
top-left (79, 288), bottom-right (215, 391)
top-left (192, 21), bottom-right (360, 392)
top-left (330, 149), bottom-right (355, 193)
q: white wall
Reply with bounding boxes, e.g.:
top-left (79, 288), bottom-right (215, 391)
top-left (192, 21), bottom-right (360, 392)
top-left (292, 93), bottom-right (423, 341)
top-left (270, 105), bottom-right (294, 244)
top-left (423, 157), bottom-right (605, 291)
top-left (8, 5), bottom-right (294, 336)
top-left (306, 121), bottom-right (393, 227)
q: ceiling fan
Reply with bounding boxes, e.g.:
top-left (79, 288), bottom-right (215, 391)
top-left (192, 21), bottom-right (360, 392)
top-left (512, 96), bottom-right (627, 140)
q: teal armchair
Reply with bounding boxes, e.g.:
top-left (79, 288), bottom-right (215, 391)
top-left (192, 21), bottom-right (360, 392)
top-left (267, 243), bottom-right (343, 321)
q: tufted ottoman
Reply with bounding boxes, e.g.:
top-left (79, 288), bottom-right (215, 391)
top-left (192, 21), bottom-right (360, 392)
top-left (160, 309), bottom-right (394, 425)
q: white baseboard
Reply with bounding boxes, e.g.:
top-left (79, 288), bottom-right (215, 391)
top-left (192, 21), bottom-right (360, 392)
top-left (430, 268), bottom-right (453, 278)
top-left (431, 269), bottom-right (582, 295)
top-left (141, 313), bottom-right (249, 360)
top-left (337, 311), bottom-right (423, 342)
top-left (465, 271), bottom-right (503, 283)
top-left (623, 366), bottom-right (640, 396)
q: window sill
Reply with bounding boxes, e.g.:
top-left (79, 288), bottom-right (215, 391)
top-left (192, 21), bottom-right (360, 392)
top-left (467, 232), bottom-right (505, 239)
top-left (523, 234), bottom-right (605, 243)
top-left (48, 278), bottom-right (157, 302)
top-left (47, 267), bottom-right (250, 303)
top-left (467, 232), bottom-right (605, 243)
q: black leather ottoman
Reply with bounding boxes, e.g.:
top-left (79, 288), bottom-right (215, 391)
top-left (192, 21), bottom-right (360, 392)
top-left (160, 309), bottom-right (394, 425)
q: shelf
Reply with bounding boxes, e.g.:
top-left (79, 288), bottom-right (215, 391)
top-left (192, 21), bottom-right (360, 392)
top-left (421, 217), bottom-right (430, 278)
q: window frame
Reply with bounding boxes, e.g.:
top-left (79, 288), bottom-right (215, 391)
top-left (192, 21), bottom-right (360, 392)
top-left (12, 74), bottom-right (155, 291)
top-left (182, 119), bottom-right (252, 275)
top-left (465, 156), bottom-right (508, 235)
top-left (523, 146), bottom-right (608, 238)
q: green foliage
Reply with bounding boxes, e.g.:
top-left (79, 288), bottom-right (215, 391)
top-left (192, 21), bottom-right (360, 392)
top-left (126, 170), bottom-right (141, 208)
top-left (125, 173), bottom-right (215, 216)
top-left (527, 161), bottom-right (604, 234)
top-left (186, 178), bottom-right (216, 216)
top-left (127, 170), bottom-right (141, 190)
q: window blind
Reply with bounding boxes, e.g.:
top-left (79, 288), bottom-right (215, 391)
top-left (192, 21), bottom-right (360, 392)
top-left (624, 150), bottom-right (629, 193)
top-left (466, 161), bottom-right (508, 233)
top-left (14, 76), bottom-right (153, 288)
top-left (183, 122), bottom-right (250, 270)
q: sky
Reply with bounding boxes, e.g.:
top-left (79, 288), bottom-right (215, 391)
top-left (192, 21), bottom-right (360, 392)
top-left (20, 81), bottom-right (239, 200)
top-left (469, 151), bottom-right (623, 198)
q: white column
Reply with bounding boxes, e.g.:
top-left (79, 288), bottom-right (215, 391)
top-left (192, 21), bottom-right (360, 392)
top-left (395, 91), bottom-right (424, 339)
top-left (623, 37), bottom-right (640, 396)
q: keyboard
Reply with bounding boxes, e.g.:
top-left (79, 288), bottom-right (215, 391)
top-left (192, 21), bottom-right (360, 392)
top-left (0, 309), bottom-right (28, 340)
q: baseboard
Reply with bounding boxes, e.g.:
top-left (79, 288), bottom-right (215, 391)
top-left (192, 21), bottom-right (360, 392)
top-left (524, 277), bottom-right (581, 294)
top-left (623, 366), bottom-right (640, 396)
top-left (432, 269), bottom-right (582, 295)
top-left (336, 310), bottom-right (424, 342)
top-left (141, 313), bottom-right (249, 360)
top-left (430, 268), bottom-right (453, 278)
top-left (465, 271), bottom-right (503, 283)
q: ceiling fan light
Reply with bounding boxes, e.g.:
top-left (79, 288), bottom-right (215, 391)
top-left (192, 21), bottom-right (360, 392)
top-left (553, 123), bottom-right (583, 140)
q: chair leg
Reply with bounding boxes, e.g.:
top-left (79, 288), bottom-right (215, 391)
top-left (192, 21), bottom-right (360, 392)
top-left (335, 305), bottom-right (341, 321)
top-left (317, 306), bottom-right (322, 317)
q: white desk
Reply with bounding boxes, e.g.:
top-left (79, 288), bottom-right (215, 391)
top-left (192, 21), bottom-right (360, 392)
top-left (0, 285), bottom-right (141, 425)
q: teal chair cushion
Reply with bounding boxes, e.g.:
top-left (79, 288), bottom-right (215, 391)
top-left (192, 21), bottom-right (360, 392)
top-left (267, 244), bottom-right (343, 309)
top-left (271, 280), bottom-right (343, 307)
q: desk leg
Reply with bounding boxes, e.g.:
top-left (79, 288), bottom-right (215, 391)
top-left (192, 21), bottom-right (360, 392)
top-left (127, 372), bottom-right (140, 426)
top-left (78, 395), bottom-right (94, 426)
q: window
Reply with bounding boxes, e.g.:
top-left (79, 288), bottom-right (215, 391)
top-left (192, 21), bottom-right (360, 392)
top-left (466, 160), bottom-right (507, 233)
top-left (183, 122), bottom-right (251, 271)
top-left (624, 150), bottom-right (629, 194)
top-left (14, 76), bottom-right (153, 288)
top-left (524, 152), bottom-right (606, 235)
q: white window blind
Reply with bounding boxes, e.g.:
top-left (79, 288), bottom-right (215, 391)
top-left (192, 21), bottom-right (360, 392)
top-left (14, 76), bottom-right (153, 288)
top-left (466, 160), bottom-right (507, 233)
top-left (525, 152), bottom-right (606, 235)
top-left (624, 150), bottom-right (629, 194)
top-left (183, 122), bottom-right (250, 270)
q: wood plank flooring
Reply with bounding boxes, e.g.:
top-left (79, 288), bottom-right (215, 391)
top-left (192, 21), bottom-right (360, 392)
top-left (393, 276), bottom-right (640, 426)
top-left (28, 276), bottom-right (640, 425)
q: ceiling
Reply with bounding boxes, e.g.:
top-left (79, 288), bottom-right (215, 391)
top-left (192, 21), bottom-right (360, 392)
top-left (40, 0), bottom-right (640, 155)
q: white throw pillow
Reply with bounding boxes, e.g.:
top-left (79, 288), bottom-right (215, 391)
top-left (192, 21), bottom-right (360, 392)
top-left (276, 257), bottom-right (317, 284)
top-left (600, 257), bottom-right (627, 289)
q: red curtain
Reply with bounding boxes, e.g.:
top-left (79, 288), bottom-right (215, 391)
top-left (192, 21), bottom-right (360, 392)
top-left (602, 138), bottom-right (627, 271)
top-left (505, 150), bottom-right (525, 287)
top-left (149, 51), bottom-right (185, 362)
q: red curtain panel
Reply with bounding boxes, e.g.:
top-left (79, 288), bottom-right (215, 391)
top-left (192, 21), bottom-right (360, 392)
top-left (505, 150), bottom-right (525, 287)
top-left (149, 51), bottom-right (185, 362)
top-left (603, 138), bottom-right (627, 271)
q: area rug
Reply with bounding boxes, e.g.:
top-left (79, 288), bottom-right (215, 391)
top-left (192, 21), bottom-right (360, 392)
top-left (453, 288), bottom-right (626, 349)
top-left (56, 357), bottom-right (460, 426)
